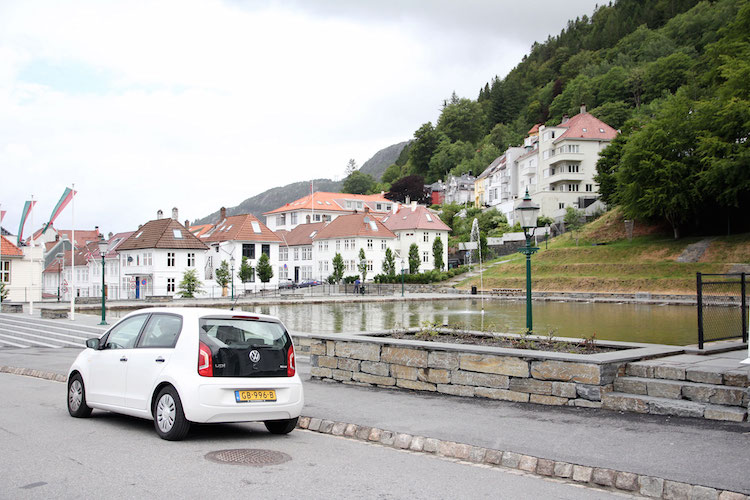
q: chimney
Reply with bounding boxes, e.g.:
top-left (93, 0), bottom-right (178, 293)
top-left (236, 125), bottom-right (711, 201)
top-left (138, 224), bottom-right (142, 230)
top-left (95, 226), bottom-right (99, 234)
top-left (185, 219), bottom-right (190, 228)
top-left (392, 204), bottom-right (398, 214)
top-left (172, 207), bottom-right (178, 220)
top-left (108, 232), bottom-right (113, 239)
top-left (55, 234), bottom-right (59, 242)
top-left (405, 196), bottom-right (411, 205)
top-left (580, 104), bottom-right (586, 114)
top-left (220, 207), bottom-right (226, 220)
top-left (157, 209), bottom-right (163, 220)
top-left (411, 201), bottom-right (417, 212)
top-left (561, 114), bottom-right (569, 123)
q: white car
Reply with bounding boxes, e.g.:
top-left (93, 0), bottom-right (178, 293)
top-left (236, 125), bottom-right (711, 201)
top-left (67, 307), bottom-right (304, 440)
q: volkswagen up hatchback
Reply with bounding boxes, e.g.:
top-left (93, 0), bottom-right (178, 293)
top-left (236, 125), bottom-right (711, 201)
top-left (67, 307), bottom-right (304, 440)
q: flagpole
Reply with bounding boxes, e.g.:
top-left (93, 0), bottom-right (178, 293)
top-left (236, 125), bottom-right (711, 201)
top-left (70, 183), bottom-right (75, 320)
top-left (29, 195), bottom-right (35, 315)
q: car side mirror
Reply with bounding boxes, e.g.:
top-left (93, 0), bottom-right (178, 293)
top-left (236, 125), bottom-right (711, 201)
top-left (86, 338), bottom-right (100, 350)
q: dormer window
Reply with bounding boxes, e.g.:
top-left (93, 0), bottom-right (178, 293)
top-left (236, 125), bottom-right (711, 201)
top-left (135, 231), bottom-right (143, 239)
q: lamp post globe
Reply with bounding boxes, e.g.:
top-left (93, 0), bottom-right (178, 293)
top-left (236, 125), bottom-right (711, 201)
top-left (515, 188), bottom-right (540, 332)
top-left (97, 236), bottom-right (108, 325)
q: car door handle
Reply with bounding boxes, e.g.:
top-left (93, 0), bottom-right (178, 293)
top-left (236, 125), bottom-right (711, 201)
top-left (120, 357), bottom-right (128, 362)
top-left (155, 357), bottom-right (165, 363)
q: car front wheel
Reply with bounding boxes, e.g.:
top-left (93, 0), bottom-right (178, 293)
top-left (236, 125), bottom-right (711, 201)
top-left (264, 417), bottom-right (298, 435)
top-left (67, 373), bottom-right (93, 418)
top-left (153, 386), bottom-right (190, 441)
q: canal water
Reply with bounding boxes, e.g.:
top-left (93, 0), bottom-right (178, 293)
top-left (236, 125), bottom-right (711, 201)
top-left (235, 298), bottom-right (699, 346)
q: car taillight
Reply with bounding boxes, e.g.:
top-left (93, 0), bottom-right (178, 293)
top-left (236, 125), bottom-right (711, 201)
top-left (198, 341), bottom-right (213, 377)
top-left (287, 344), bottom-right (296, 377)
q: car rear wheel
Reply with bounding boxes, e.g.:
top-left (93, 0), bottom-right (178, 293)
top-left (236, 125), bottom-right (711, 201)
top-left (264, 417), bottom-right (298, 435)
top-left (67, 373), bottom-right (93, 418)
top-left (153, 386), bottom-right (190, 441)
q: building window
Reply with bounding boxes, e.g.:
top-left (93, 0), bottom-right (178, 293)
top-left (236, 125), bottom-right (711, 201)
top-left (167, 252), bottom-right (175, 267)
top-left (568, 184), bottom-right (579, 192)
top-left (367, 239), bottom-right (373, 250)
top-left (277, 214), bottom-right (286, 226)
top-left (559, 203), bottom-right (565, 209)
top-left (294, 248), bottom-right (299, 261)
top-left (262, 244), bottom-right (270, 256)
top-left (302, 247), bottom-right (312, 260)
top-left (167, 278), bottom-right (175, 293)
top-left (568, 164), bottom-right (579, 173)
top-left (290, 212), bottom-right (298, 225)
top-left (367, 260), bottom-right (373, 271)
top-left (423, 232), bottom-right (429, 242)
top-left (314, 214), bottom-right (321, 222)
top-left (423, 251), bottom-right (429, 263)
top-left (279, 247), bottom-right (288, 261)
top-left (242, 244), bottom-right (255, 260)
top-left (381, 240), bottom-right (386, 250)
top-left (187, 253), bottom-right (195, 267)
top-left (0, 261), bottom-right (9, 283)
top-left (146, 252), bottom-right (152, 265)
top-left (336, 240), bottom-right (340, 251)
top-left (586, 184), bottom-right (593, 192)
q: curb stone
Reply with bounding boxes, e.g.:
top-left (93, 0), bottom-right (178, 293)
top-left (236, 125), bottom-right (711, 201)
top-left (295, 415), bottom-right (749, 499)
top-left (3, 366), bottom-right (747, 500)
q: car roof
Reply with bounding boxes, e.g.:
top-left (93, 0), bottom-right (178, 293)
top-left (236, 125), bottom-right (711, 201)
top-left (118, 307), bottom-right (281, 323)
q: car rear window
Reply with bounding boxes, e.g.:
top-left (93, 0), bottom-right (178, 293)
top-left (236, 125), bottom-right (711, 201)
top-left (199, 317), bottom-right (292, 377)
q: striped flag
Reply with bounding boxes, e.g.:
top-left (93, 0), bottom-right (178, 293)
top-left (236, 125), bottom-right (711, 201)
top-left (17, 200), bottom-right (37, 246)
top-left (44, 187), bottom-right (76, 234)
top-left (0, 210), bottom-right (5, 224)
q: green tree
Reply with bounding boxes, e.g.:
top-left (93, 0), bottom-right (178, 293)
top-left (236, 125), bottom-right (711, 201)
top-left (382, 247), bottom-right (396, 276)
top-left (594, 133), bottom-right (628, 206)
top-left (408, 243), bottom-right (420, 274)
top-left (342, 171), bottom-right (376, 195)
top-left (432, 236), bottom-right (444, 271)
top-left (381, 164), bottom-right (402, 185)
top-left (215, 260), bottom-right (230, 295)
top-left (564, 206), bottom-right (585, 245)
top-left (178, 268), bottom-right (203, 298)
top-left (409, 122), bottom-right (440, 177)
top-left (436, 97), bottom-right (485, 144)
top-left (332, 253), bottom-right (345, 283)
top-left (0, 281), bottom-right (7, 301)
top-left (358, 248), bottom-right (368, 282)
top-left (345, 158), bottom-right (358, 176)
top-left (257, 253), bottom-right (273, 284)
top-left (238, 256), bottom-right (254, 287)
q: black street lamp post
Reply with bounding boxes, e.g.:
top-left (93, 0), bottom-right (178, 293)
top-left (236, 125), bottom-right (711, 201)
top-left (515, 189), bottom-right (540, 333)
top-left (97, 236), bottom-right (108, 326)
top-left (230, 255), bottom-right (235, 301)
top-left (55, 252), bottom-right (63, 302)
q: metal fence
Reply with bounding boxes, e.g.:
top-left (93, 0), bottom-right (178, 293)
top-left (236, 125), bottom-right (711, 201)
top-left (696, 272), bottom-right (748, 349)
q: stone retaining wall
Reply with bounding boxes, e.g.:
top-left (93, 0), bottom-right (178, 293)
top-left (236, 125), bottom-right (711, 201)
top-left (307, 336), bottom-right (629, 407)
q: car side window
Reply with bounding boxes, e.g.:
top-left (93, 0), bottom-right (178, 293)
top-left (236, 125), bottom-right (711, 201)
top-left (103, 315), bottom-right (149, 350)
top-left (138, 314), bottom-right (182, 348)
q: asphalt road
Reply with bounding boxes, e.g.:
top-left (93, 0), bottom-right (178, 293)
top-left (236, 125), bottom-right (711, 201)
top-left (0, 374), bottom-right (629, 500)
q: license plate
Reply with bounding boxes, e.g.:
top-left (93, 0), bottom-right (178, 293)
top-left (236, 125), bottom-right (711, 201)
top-left (235, 390), bottom-right (276, 403)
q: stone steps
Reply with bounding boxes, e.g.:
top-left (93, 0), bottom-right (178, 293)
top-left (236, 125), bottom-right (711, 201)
top-left (601, 392), bottom-right (747, 422)
top-left (613, 376), bottom-right (748, 407)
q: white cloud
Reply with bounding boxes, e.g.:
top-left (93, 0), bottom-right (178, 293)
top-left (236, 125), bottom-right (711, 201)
top-left (0, 0), bottom-right (600, 234)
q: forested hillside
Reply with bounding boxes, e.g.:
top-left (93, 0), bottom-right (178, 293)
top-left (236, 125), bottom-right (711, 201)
top-left (374, 0), bottom-right (749, 237)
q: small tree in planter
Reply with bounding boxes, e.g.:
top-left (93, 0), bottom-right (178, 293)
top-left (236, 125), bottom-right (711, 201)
top-left (0, 282), bottom-right (8, 301)
top-left (358, 248), bottom-right (368, 282)
top-left (257, 253), bottom-right (273, 290)
top-left (215, 260), bottom-right (230, 297)
top-left (382, 247), bottom-right (396, 277)
top-left (238, 256), bottom-right (254, 294)
top-left (408, 243), bottom-right (420, 274)
top-left (178, 268), bottom-right (203, 298)
top-left (332, 252), bottom-right (345, 283)
top-left (432, 236), bottom-right (444, 271)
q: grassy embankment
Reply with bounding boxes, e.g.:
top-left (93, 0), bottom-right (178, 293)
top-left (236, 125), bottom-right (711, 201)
top-left (458, 209), bottom-right (750, 294)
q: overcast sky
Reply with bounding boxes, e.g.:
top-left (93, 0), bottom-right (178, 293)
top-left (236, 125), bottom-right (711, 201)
top-left (0, 0), bottom-right (601, 237)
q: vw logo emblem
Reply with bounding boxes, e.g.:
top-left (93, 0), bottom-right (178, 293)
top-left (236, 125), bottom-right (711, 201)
top-left (249, 350), bottom-right (261, 363)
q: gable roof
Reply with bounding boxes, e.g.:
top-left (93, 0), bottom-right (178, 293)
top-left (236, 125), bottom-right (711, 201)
top-left (554, 112), bottom-right (618, 143)
top-left (264, 192), bottom-right (395, 216)
top-left (381, 205), bottom-right (451, 232)
top-left (117, 218), bottom-right (208, 251)
top-left (276, 222), bottom-right (326, 247)
top-left (198, 214), bottom-right (281, 243)
top-left (28, 225), bottom-right (100, 247)
top-left (1, 235), bottom-right (23, 257)
top-left (314, 213), bottom-right (396, 240)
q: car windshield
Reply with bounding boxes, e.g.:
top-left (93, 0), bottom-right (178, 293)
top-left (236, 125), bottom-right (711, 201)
top-left (199, 317), bottom-right (287, 348)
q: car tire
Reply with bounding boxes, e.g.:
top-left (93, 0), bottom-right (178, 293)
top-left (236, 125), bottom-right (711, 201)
top-left (264, 417), bottom-right (298, 435)
top-left (67, 373), bottom-right (93, 418)
top-left (153, 386), bottom-right (190, 441)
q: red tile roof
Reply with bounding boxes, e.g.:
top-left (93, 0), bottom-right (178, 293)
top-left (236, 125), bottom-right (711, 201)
top-left (275, 222), bottom-right (326, 247)
top-left (198, 214), bottom-right (281, 243)
top-left (528, 123), bottom-right (541, 135)
top-left (118, 219), bottom-right (208, 251)
top-left (189, 224), bottom-right (213, 239)
top-left (381, 205), bottom-right (451, 232)
top-left (28, 225), bottom-right (100, 247)
top-left (264, 192), bottom-right (395, 215)
top-left (554, 112), bottom-right (618, 142)
top-left (314, 213), bottom-right (396, 240)
top-left (1, 235), bottom-right (23, 257)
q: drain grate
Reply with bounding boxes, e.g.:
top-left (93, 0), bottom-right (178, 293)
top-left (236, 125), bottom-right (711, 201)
top-left (205, 449), bottom-right (291, 467)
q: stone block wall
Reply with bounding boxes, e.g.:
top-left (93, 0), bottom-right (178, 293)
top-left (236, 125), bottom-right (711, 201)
top-left (308, 338), bottom-right (618, 407)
